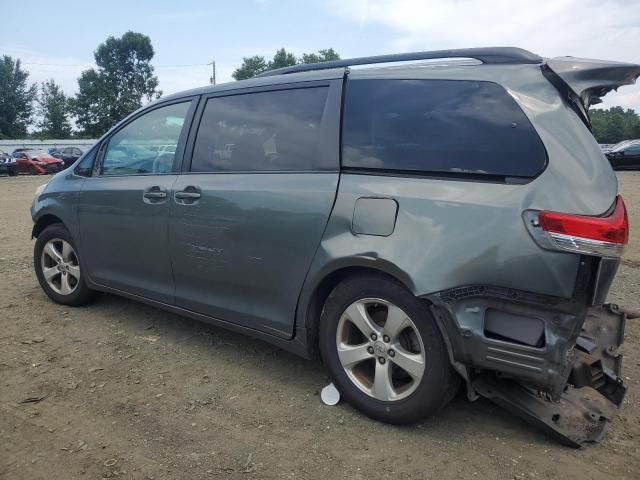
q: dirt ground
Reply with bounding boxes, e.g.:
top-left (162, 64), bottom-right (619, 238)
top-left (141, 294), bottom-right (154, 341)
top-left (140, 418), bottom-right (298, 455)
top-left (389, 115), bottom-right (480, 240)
top-left (1, 173), bottom-right (639, 480)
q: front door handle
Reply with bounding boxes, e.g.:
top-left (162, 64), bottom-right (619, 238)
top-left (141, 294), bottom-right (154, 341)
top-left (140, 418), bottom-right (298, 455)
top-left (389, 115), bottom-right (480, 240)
top-left (143, 186), bottom-right (168, 204)
top-left (144, 191), bottom-right (167, 199)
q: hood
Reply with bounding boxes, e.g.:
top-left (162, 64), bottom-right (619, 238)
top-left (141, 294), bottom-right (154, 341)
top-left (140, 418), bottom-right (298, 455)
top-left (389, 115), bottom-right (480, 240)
top-left (546, 56), bottom-right (640, 108)
top-left (33, 155), bottom-right (62, 163)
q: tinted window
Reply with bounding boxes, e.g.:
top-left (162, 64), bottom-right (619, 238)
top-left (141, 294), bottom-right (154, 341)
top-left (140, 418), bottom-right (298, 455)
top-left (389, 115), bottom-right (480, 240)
top-left (101, 101), bottom-right (190, 176)
top-left (342, 79), bottom-right (546, 178)
top-left (191, 87), bottom-right (328, 172)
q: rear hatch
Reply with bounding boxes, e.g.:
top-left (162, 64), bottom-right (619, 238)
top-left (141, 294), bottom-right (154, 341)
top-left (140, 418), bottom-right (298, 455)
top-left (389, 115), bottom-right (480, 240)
top-left (546, 56), bottom-right (640, 114)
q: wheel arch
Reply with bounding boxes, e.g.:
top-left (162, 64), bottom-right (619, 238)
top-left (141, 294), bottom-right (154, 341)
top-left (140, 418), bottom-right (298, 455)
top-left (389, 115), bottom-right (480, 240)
top-left (296, 259), bottom-right (420, 357)
top-left (32, 214), bottom-right (65, 238)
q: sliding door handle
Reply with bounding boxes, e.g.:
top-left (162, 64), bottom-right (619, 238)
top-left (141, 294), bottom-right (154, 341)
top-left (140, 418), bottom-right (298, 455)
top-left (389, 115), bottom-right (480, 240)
top-left (175, 191), bottom-right (201, 200)
top-left (174, 186), bottom-right (202, 205)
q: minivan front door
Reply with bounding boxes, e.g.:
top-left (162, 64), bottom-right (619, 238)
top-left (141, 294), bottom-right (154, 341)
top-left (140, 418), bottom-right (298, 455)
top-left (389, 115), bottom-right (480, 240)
top-left (169, 83), bottom-right (341, 337)
top-left (78, 100), bottom-right (195, 304)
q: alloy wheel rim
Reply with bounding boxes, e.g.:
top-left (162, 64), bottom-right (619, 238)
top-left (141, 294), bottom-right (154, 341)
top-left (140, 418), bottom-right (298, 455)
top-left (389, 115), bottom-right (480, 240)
top-left (41, 238), bottom-right (80, 295)
top-left (336, 298), bottom-right (426, 402)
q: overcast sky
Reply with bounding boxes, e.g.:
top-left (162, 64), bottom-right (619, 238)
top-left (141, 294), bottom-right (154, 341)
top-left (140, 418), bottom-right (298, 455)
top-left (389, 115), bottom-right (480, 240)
top-left (2, 0), bottom-right (639, 110)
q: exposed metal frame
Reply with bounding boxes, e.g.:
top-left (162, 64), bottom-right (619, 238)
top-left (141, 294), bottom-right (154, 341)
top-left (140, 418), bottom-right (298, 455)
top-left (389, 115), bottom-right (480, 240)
top-left (256, 47), bottom-right (542, 78)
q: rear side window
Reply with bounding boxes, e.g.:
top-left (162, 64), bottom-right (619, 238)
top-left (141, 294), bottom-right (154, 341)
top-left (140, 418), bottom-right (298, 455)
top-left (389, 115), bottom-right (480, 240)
top-left (342, 79), bottom-right (546, 178)
top-left (191, 87), bottom-right (329, 172)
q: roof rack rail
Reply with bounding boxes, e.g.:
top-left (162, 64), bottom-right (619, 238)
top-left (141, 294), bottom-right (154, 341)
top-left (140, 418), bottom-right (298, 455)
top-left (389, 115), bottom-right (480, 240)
top-left (256, 47), bottom-right (542, 78)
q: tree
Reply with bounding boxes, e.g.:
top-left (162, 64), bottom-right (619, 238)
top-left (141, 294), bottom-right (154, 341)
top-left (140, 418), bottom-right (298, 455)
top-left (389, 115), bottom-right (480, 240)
top-left (590, 107), bottom-right (640, 144)
top-left (71, 31), bottom-right (161, 137)
top-left (300, 48), bottom-right (341, 64)
top-left (268, 48), bottom-right (297, 70)
top-left (232, 55), bottom-right (268, 80)
top-left (232, 48), bottom-right (341, 80)
top-left (0, 56), bottom-right (36, 138)
top-left (36, 79), bottom-right (72, 138)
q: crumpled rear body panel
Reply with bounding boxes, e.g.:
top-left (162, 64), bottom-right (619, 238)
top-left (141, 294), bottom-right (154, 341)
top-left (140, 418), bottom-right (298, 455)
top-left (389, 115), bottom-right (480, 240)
top-left (474, 304), bottom-right (632, 447)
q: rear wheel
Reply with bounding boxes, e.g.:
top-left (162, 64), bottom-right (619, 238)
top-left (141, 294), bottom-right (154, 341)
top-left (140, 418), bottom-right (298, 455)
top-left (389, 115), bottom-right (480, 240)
top-left (34, 223), bottom-right (96, 306)
top-left (319, 274), bottom-right (459, 424)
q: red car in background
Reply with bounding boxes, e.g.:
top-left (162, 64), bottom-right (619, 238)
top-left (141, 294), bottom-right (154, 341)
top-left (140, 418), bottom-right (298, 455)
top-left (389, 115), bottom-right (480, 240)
top-left (12, 150), bottom-right (65, 175)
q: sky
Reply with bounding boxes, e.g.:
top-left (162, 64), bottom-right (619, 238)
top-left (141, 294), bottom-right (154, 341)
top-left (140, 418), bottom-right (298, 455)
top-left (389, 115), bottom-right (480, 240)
top-left (2, 0), bottom-right (639, 111)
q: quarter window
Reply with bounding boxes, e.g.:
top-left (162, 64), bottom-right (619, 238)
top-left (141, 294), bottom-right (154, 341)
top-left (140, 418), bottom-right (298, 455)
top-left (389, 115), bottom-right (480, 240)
top-left (74, 145), bottom-right (97, 177)
top-left (191, 87), bottom-right (329, 172)
top-left (101, 101), bottom-right (191, 176)
top-left (342, 79), bottom-right (547, 178)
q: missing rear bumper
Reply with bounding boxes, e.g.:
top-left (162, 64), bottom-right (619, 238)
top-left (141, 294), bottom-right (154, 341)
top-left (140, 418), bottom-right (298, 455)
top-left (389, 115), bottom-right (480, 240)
top-left (473, 303), bottom-right (632, 446)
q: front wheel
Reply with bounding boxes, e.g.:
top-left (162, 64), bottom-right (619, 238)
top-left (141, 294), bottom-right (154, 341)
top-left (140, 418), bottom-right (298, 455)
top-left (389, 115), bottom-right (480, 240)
top-left (34, 223), bottom-right (96, 306)
top-left (319, 274), bottom-right (459, 424)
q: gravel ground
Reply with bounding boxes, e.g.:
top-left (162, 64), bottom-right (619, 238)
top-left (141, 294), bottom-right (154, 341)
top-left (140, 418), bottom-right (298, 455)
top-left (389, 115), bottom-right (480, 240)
top-left (1, 173), bottom-right (640, 480)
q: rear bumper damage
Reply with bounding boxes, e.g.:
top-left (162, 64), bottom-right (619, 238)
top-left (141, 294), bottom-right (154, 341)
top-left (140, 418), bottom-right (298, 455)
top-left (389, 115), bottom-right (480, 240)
top-left (473, 304), bottom-right (634, 447)
top-left (427, 254), bottom-right (635, 446)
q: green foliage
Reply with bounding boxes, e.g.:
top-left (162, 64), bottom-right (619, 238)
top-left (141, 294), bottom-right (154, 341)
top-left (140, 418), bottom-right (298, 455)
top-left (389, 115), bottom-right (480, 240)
top-left (232, 55), bottom-right (269, 80)
top-left (590, 107), bottom-right (640, 144)
top-left (300, 48), bottom-right (341, 64)
top-left (0, 56), bottom-right (36, 138)
top-left (71, 31), bottom-right (161, 137)
top-left (36, 79), bottom-right (72, 139)
top-left (269, 48), bottom-right (297, 70)
top-left (232, 48), bottom-right (341, 80)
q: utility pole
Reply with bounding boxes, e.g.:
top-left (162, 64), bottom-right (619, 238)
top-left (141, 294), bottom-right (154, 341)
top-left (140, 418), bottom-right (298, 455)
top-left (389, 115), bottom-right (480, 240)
top-left (210, 60), bottom-right (216, 85)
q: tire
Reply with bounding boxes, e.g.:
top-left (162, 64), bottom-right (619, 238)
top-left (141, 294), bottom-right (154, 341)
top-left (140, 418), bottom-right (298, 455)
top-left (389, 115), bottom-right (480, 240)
top-left (319, 274), bottom-right (459, 424)
top-left (8, 169), bottom-right (17, 176)
top-left (34, 223), bottom-right (96, 306)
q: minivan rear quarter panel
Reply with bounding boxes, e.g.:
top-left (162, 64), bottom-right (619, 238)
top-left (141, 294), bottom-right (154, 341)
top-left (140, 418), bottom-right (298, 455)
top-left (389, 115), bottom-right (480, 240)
top-left (304, 64), bottom-right (618, 304)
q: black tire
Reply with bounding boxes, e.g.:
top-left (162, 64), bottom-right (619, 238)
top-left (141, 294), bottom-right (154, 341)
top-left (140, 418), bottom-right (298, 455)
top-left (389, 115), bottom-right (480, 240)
top-left (319, 274), bottom-right (459, 424)
top-left (34, 223), bottom-right (96, 306)
top-left (8, 169), bottom-right (17, 176)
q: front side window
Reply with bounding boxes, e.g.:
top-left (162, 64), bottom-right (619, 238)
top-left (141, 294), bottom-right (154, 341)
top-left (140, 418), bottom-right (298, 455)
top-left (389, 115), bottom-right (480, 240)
top-left (342, 79), bottom-right (547, 178)
top-left (101, 101), bottom-right (191, 176)
top-left (191, 87), bottom-right (329, 172)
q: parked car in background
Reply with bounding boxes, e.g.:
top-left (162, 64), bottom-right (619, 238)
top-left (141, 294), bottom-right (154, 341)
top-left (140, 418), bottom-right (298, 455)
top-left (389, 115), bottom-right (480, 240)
top-left (52, 147), bottom-right (84, 167)
top-left (599, 144), bottom-right (615, 153)
top-left (13, 150), bottom-right (64, 175)
top-left (0, 149), bottom-right (17, 176)
top-left (606, 140), bottom-right (640, 169)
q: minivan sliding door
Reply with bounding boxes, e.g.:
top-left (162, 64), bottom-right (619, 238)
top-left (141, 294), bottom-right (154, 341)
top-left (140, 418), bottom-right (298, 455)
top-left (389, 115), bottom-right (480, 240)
top-left (169, 81), bottom-right (341, 338)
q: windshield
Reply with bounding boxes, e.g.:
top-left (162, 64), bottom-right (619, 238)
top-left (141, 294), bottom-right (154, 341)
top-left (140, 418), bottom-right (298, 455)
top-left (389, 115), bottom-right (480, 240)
top-left (611, 140), bottom-right (640, 153)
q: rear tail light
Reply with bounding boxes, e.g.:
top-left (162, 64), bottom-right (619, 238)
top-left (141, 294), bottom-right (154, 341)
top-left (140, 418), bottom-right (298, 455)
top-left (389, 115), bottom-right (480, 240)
top-left (523, 196), bottom-right (629, 257)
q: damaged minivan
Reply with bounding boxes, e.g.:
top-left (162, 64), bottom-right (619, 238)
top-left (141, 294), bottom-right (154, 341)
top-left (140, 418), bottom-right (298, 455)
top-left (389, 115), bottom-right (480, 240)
top-left (30, 47), bottom-right (640, 446)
